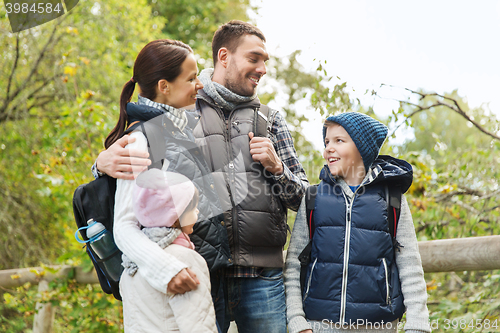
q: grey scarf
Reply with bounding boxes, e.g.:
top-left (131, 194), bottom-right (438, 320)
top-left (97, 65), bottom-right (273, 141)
top-left (122, 227), bottom-right (182, 276)
top-left (199, 68), bottom-right (257, 112)
top-left (137, 95), bottom-right (188, 132)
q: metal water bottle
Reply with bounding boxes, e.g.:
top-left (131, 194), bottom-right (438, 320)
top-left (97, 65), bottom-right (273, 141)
top-left (86, 219), bottom-right (123, 281)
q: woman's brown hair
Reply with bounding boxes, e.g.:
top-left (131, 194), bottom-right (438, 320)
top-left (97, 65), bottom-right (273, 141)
top-left (104, 40), bottom-right (193, 149)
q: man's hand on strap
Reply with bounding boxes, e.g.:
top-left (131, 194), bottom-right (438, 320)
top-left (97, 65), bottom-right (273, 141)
top-left (248, 132), bottom-right (284, 176)
top-left (96, 135), bottom-right (151, 180)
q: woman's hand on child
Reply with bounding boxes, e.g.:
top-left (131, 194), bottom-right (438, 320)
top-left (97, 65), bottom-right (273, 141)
top-left (96, 135), bottom-right (151, 180)
top-left (167, 268), bottom-right (200, 294)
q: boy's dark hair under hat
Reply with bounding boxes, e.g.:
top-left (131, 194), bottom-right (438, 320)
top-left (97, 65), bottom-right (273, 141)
top-left (323, 112), bottom-right (388, 172)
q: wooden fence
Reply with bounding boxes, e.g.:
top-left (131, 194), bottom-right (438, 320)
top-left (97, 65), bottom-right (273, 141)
top-left (1, 235), bottom-right (500, 332)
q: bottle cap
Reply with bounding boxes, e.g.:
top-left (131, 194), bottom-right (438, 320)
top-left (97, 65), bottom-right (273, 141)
top-left (86, 220), bottom-right (105, 238)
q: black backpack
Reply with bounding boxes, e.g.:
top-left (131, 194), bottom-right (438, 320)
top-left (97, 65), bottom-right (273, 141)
top-left (298, 184), bottom-right (403, 294)
top-left (73, 121), bottom-right (165, 300)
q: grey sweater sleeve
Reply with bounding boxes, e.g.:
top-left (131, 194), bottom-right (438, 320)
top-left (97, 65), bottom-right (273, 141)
top-left (395, 195), bottom-right (431, 333)
top-left (284, 198), bottom-right (313, 333)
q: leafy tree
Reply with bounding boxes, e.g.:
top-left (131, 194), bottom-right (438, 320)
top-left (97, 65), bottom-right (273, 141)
top-left (0, 0), bottom-right (165, 271)
top-left (388, 89), bottom-right (499, 240)
top-left (0, 0), bottom-right (168, 327)
top-left (383, 88), bottom-right (500, 331)
top-left (148, 0), bottom-right (252, 63)
top-left (0, 0), bottom-right (166, 124)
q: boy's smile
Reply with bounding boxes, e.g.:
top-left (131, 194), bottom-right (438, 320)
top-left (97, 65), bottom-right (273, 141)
top-left (323, 124), bottom-right (366, 186)
top-left (327, 157), bottom-right (341, 164)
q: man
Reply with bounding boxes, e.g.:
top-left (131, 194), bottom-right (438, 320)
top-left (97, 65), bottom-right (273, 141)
top-left (94, 20), bottom-right (308, 333)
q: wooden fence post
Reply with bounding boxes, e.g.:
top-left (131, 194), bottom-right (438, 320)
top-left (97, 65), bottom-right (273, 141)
top-left (419, 235), bottom-right (500, 272)
top-left (32, 280), bottom-right (54, 333)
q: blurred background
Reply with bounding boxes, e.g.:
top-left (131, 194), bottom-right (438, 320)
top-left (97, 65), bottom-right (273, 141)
top-left (1, 0), bottom-right (499, 331)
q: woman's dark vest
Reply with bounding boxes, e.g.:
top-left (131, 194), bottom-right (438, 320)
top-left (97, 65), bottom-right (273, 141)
top-left (127, 103), bottom-right (232, 272)
top-left (303, 156), bottom-right (412, 324)
top-left (191, 90), bottom-right (288, 267)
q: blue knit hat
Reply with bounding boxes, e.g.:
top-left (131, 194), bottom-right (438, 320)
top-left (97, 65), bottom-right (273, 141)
top-left (323, 112), bottom-right (388, 171)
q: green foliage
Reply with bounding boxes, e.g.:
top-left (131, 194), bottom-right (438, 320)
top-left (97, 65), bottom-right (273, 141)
top-left (1, 278), bottom-right (123, 333)
top-left (0, 0), bottom-right (166, 270)
top-left (386, 90), bottom-right (500, 331)
top-left (148, 0), bottom-right (252, 63)
top-left (425, 271), bottom-right (500, 333)
top-left (0, 0), bottom-right (165, 123)
top-left (0, 118), bottom-right (66, 269)
top-left (0, 0), bottom-right (165, 271)
top-left (391, 93), bottom-right (500, 241)
top-left (309, 60), bottom-right (352, 118)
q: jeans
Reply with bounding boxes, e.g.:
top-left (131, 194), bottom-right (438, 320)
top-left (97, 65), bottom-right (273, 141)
top-left (222, 268), bottom-right (287, 333)
top-left (211, 272), bottom-right (225, 333)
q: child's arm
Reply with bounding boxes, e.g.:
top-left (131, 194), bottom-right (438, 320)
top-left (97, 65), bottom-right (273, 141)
top-left (284, 198), bottom-right (314, 333)
top-left (114, 131), bottom-right (189, 293)
top-left (395, 195), bottom-right (431, 333)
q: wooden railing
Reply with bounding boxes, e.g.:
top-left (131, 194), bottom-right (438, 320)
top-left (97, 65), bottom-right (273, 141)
top-left (1, 235), bottom-right (500, 333)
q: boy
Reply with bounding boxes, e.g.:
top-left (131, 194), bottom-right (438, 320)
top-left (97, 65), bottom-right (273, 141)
top-left (284, 112), bottom-right (430, 333)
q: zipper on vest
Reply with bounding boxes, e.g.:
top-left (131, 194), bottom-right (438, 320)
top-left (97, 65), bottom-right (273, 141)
top-left (339, 194), bottom-right (352, 324)
top-left (232, 121), bottom-right (241, 133)
top-left (304, 257), bottom-right (318, 301)
top-left (382, 258), bottom-right (390, 304)
top-left (225, 106), bottom-right (251, 261)
top-left (225, 105), bottom-right (262, 262)
top-left (223, 117), bottom-right (239, 259)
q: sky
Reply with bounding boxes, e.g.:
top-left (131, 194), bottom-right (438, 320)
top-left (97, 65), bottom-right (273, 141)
top-left (249, 0), bottom-right (500, 149)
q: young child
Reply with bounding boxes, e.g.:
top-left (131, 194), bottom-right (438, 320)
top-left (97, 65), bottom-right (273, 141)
top-left (284, 112), bottom-right (430, 333)
top-left (120, 169), bottom-right (218, 333)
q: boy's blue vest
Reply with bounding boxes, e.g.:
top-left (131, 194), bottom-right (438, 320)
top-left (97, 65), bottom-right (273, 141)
top-left (303, 155), bottom-right (412, 324)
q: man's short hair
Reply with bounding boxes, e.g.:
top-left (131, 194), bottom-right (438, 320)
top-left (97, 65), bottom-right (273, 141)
top-left (212, 20), bottom-right (266, 67)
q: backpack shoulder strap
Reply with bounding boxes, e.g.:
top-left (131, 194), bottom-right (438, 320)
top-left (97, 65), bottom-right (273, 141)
top-left (124, 120), bottom-right (166, 169)
top-left (385, 184), bottom-right (402, 239)
top-left (298, 184), bottom-right (318, 295)
top-left (253, 104), bottom-right (275, 138)
top-left (305, 185), bottom-right (319, 239)
top-left (141, 121), bottom-right (166, 169)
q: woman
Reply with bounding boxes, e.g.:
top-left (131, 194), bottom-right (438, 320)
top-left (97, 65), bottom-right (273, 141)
top-left (105, 39), bottom-right (230, 332)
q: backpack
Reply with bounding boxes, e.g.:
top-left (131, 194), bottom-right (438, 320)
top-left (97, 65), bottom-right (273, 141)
top-left (73, 121), bottom-right (165, 300)
top-left (253, 104), bottom-right (274, 138)
top-left (298, 184), bottom-right (402, 294)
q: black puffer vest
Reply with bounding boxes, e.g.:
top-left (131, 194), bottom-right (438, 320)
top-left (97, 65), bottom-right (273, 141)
top-left (191, 90), bottom-right (288, 267)
top-left (127, 103), bottom-right (232, 272)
